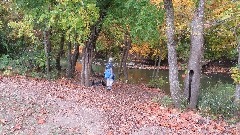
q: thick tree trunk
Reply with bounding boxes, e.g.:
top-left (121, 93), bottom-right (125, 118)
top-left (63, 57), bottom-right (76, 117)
top-left (80, 2), bottom-right (111, 86)
top-left (236, 50), bottom-right (240, 104)
top-left (81, 47), bottom-right (86, 85)
top-left (66, 41), bottom-right (73, 78)
top-left (43, 30), bottom-right (51, 78)
top-left (234, 24), bottom-right (240, 104)
top-left (184, 0), bottom-right (205, 109)
top-left (164, 0), bottom-right (181, 108)
top-left (56, 32), bottom-right (65, 71)
top-left (84, 46), bottom-right (91, 87)
top-left (81, 26), bottom-right (98, 86)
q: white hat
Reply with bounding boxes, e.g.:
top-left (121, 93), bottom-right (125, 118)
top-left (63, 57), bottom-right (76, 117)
top-left (109, 57), bottom-right (113, 62)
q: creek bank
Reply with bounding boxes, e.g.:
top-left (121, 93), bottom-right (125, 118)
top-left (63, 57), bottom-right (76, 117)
top-left (93, 59), bottom-right (235, 74)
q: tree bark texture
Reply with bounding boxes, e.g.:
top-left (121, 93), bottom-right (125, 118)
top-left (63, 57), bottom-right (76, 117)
top-left (80, 2), bottom-right (112, 86)
top-left (81, 25), bottom-right (99, 86)
top-left (43, 30), bottom-right (51, 78)
top-left (152, 56), bottom-right (158, 78)
top-left (184, 0), bottom-right (205, 109)
top-left (81, 47), bottom-right (86, 85)
top-left (234, 24), bottom-right (240, 104)
top-left (56, 32), bottom-right (65, 71)
top-left (156, 54), bottom-right (161, 77)
top-left (66, 41), bottom-right (73, 78)
top-left (164, 0), bottom-right (181, 108)
top-left (71, 44), bottom-right (79, 73)
top-left (118, 48), bottom-right (125, 79)
top-left (123, 34), bottom-right (131, 82)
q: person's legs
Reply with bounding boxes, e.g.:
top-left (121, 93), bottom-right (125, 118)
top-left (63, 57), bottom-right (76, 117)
top-left (106, 78), bottom-right (113, 90)
top-left (109, 79), bottom-right (113, 88)
top-left (106, 78), bottom-right (111, 90)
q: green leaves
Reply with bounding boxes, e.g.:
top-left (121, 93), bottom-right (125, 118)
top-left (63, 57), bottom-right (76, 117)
top-left (13, 0), bottom-right (100, 44)
top-left (104, 0), bottom-right (164, 46)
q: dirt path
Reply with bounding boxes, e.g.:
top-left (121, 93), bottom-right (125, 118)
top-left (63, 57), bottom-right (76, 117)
top-left (0, 76), bottom-right (239, 135)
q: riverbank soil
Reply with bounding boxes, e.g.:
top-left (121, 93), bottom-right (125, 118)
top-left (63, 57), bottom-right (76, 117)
top-left (0, 76), bottom-right (239, 134)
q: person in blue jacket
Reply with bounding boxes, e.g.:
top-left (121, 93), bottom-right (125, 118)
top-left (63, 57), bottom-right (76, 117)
top-left (104, 57), bottom-right (115, 90)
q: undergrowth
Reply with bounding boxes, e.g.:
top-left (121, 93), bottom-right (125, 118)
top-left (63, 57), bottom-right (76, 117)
top-left (198, 82), bottom-right (239, 121)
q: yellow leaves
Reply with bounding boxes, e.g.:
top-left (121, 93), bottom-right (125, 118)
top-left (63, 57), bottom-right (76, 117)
top-left (0, 21), bottom-right (2, 30)
top-left (206, 0), bottom-right (239, 23)
top-left (8, 18), bottom-right (36, 42)
top-left (129, 43), bottom-right (166, 59)
top-left (130, 43), bottom-right (151, 58)
top-left (153, 48), bottom-right (167, 59)
top-left (57, 0), bottom-right (83, 3)
top-left (150, 0), bottom-right (162, 4)
top-left (231, 67), bottom-right (240, 84)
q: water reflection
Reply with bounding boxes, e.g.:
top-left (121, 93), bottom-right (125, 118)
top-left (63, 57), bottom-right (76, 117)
top-left (76, 62), bottom-right (233, 94)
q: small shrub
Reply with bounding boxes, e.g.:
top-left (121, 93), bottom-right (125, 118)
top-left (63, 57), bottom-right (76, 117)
top-left (152, 96), bottom-right (161, 103)
top-left (0, 55), bottom-right (11, 70)
top-left (3, 69), bottom-right (12, 76)
top-left (198, 82), bottom-right (239, 118)
top-left (160, 95), bottom-right (173, 107)
top-left (147, 77), bottom-right (166, 88)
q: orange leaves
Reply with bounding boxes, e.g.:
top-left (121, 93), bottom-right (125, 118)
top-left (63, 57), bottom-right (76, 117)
top-left (0, 118), bottom-right (7, 125)
top-left (13, 123), bottom-right (22, 131)
top-left (130, 43), bottom-right (151, 58)
top-left (37, 118), bottom-right (46, 124)
top-left (138, 101), bottom-right (237, 134)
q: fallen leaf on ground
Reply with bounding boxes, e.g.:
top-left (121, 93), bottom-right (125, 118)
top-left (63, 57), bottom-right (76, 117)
top-left (13, 123), bottom-right (21, 130)
top-left (0, 118), bottom-right (7, 125)
top-left (37, 119), bottom-right (46, 124)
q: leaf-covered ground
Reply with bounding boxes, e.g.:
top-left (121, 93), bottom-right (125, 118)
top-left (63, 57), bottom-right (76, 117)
top-left (0, 76), bottom-right (239, 135)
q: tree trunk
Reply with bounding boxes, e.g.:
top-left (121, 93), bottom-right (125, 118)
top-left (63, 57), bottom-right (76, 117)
top-left (118, 49), bottom-right (125, 79)
top-left (164, 0), bottom-right (181, 108)
top-left (156, 55), bottom-right (161, 77)
top-left (43, 30), bottom-right (51, 78)
top-left (80, 2), bottom-right (111, 86)
top-left (152, 56), bottom-right (158, 78)
top-left (184, 0), bottom-right (205, 109)
top-left (81, 47), bottom-right (86, 85)
top-left (56, 32), bottom-right (65, 71)
top-left (84, 46), bottom-right (91, 87)
top-left (234, 24), bottom-right (240, 104)
top-left (71, 44), bottom-right (79, 73)
top-left (66, 41), bottom-right (73, 78)
top-left (81, 26), bottom-right (98, 86)
top-left (122, 34), bottom-right (131, 82)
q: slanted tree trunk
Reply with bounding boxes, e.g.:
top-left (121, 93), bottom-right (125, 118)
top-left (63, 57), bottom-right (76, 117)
top-left (43, 30), bottom-right (51, 78)
top-left (56, 32), bottom-right (65, 72)
top-left (66, 41), bottom-right (73, 78)
top-left (164, 0), bottom-right (181, 108)
top-left (184, 0), bottom-right (205, 109)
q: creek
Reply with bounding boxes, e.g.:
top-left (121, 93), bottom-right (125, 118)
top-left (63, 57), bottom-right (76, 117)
top-left (76, 61), bottom-right (233, 95)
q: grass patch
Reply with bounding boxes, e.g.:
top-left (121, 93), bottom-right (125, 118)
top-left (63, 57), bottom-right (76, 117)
top-left (198, 82), bottom-right (239, 121)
